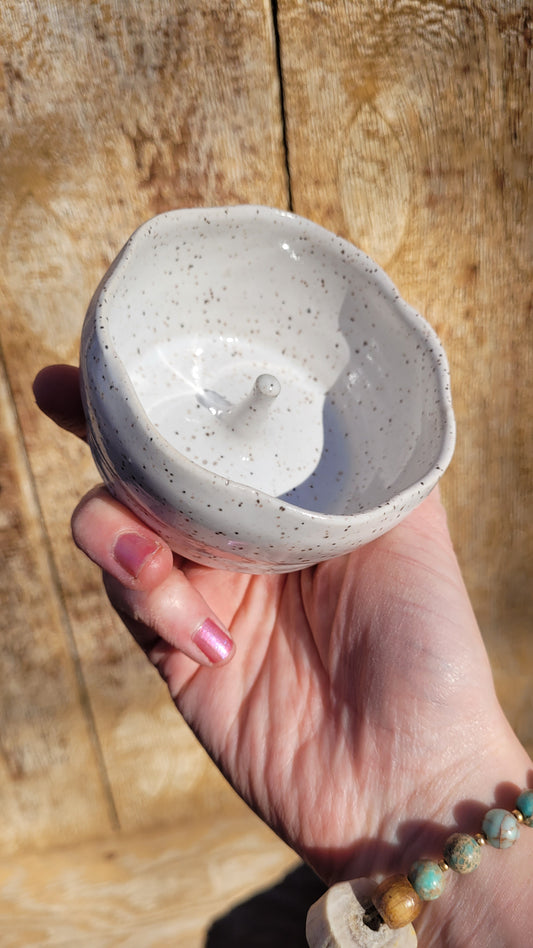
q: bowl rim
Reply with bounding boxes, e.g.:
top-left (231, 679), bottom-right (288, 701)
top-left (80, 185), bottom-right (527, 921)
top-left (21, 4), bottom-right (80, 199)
top-left (81, 204), bottom-right (456, 525)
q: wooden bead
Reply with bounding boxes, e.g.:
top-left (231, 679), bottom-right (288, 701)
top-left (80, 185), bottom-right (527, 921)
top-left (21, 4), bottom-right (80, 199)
top-left (372, 875), bottom-right (423, 930)
top-left (306, 878), bottom-right (418, 946)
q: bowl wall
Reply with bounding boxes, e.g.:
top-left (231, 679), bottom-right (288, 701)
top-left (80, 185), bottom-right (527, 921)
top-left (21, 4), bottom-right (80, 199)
top-left (80, 206), bottom-right (455, 572)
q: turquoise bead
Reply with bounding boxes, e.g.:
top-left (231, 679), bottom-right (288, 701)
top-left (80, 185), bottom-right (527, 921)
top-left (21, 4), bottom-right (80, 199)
top-left (408, 859), bottom-right (446, 901)
top-left (443, 833), bottom-right (482, 873)
top-left (482, 808), bottom-right (520, 848)
top-left (516, 789), bottom-right (533, 827)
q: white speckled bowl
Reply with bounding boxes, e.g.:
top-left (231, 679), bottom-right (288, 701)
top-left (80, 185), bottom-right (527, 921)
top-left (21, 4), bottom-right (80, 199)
top-left (80, 206), bottom-right (455, 573)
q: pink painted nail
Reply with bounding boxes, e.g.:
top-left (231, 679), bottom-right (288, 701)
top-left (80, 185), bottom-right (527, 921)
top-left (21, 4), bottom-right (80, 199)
top-left (113, 532), bottom-right (161, 578)
top-left (192, 618), bottom-right (234, 664)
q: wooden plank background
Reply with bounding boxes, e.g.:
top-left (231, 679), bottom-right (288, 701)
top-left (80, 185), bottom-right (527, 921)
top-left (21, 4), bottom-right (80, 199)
top-left (276, 0), bottom-right (532, 740)
top-left (0, 0), bottom-right (531, 942)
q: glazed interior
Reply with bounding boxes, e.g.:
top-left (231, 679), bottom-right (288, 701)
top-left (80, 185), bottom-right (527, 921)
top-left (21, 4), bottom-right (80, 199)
top-left (103, 208), bottom-right (449, 515)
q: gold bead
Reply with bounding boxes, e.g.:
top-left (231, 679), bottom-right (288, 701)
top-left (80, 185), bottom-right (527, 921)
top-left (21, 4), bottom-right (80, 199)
top-left (438, 859), bottom-right (450, 872)
top-left (512, 809), bottom-right (524, 823)
top-left (474, 833), bottom-right (487, 846)
top-left (372, 874), bottom-right (423, 930)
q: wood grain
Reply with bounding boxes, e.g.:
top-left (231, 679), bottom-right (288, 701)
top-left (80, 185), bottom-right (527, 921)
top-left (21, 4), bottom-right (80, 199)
top-left (277, 0), bottom-right (532, 749)
top-left (0, 812), bottom-right (300, 947)
top-left (0, 0), bottom-right (531, 941)
top-left (0, 0), bottom-right (287, 853)
top-left (0, 355), bottom-right (115, 851)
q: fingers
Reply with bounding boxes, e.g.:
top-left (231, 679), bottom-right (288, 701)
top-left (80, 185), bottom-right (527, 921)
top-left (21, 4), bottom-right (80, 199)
top-left (36, 366), bottom-right (236, 667)
top-left (104, 571), bottom-right (235, 668)
top-left (72, 486), bottom-right (174, 590)
top-left (72, 486), bottom-right (235, 667)
top-left (33, 364), bottom-right (87, 439)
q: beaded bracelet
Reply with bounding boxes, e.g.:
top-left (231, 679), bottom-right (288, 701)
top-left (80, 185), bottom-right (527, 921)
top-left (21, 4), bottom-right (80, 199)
top-left (306, 787), bottom-right (533, 946)
top-left (370, 787), bottom-right (533, 931)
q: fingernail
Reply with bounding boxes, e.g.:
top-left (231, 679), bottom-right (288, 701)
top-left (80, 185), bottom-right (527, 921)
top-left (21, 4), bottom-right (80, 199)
top-left (192, 618), bottom-right (234, 664)
top-left (113, 532), bottom-right (161, 578)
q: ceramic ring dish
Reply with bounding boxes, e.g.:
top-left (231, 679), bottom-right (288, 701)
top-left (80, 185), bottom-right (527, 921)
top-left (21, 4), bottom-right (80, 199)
top-left (80, 206), bottom-right (455, 573)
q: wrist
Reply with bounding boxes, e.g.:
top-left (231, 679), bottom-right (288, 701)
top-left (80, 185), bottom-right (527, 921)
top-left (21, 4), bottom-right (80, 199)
top-left (423, 821), bottom-right (533, 948)
top-left (339, 717), bottom-right (533, 946)
top-left (416, 730), bottom-right (532, 947)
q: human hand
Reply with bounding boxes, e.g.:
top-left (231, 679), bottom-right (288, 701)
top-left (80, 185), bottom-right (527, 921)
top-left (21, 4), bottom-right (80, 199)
top-left (34, 364), bottom-right (532, 946)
